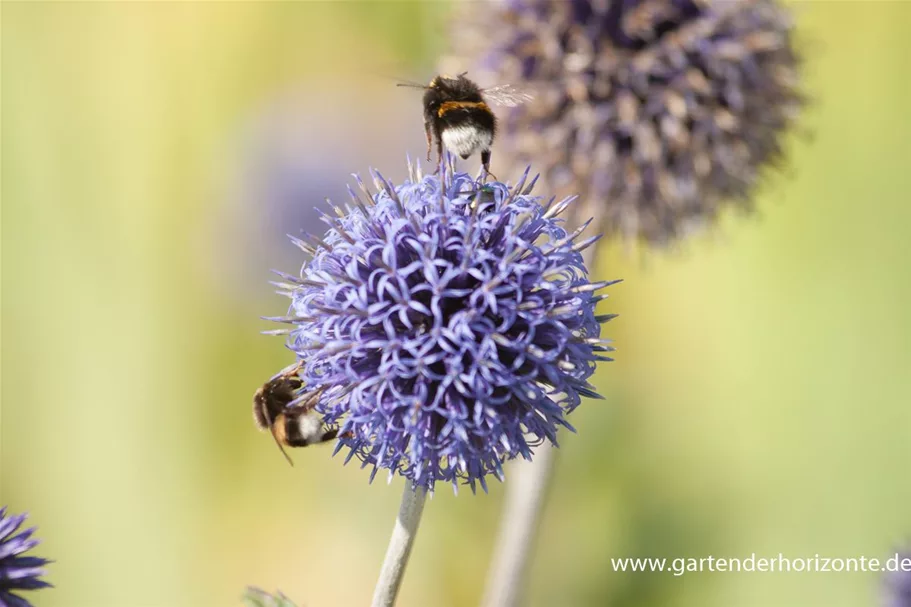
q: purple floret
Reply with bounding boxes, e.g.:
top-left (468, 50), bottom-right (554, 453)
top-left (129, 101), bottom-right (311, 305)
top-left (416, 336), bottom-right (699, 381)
top-left (886, 550), bottom-right (911, 607)
top-left (0, 507), bottom-right (52, 607)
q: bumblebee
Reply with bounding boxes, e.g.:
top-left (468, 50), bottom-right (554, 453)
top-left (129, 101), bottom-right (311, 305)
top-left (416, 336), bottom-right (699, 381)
top-left (252, 362), bottom-right (338, 465)
top-left (399, 73), bottom-right (532, 177)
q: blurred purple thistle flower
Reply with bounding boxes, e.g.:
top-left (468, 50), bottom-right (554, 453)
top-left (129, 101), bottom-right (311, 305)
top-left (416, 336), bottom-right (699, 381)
top-left (266, 159), bottom-right (617, 492)
top-left (448, 0), bottom-right (805, 244)
top-left (885, 550), bottom-right (911, 607)
top-left (0, 508), bottom-right (52, 607)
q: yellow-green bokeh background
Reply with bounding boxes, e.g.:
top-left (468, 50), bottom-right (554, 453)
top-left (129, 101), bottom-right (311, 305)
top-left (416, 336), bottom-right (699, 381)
top-left (3, 2), bottom-right (909, 606)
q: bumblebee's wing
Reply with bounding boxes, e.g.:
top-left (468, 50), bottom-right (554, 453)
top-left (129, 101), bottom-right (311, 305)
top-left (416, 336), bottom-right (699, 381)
top-left (482, 84), bottom-right (534, 107)
top-left (287, 386), bottom-right (323, 411)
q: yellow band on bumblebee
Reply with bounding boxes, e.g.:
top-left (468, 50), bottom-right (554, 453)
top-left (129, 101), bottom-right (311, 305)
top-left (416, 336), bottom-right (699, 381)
top-left (437, 101), bottom-right (491, 118)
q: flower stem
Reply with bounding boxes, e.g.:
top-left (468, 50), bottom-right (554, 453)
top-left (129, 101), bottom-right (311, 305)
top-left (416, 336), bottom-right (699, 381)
top-left (371, 485), bottom-right (428, 607)
top-left (481, 243), bottom-right (599, 607)
top-left (480, 443), bottom-right (557, 607)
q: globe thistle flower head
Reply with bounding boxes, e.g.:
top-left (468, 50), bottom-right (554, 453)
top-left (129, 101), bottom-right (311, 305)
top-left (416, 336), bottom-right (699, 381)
top-left (268, 158), bottom-right (616, 492)
top-left (0, 507), bottom-right (52, 607)
top-left (451, 0), bottom-right (804, 244)
top-left (885, 550), bottom-right (911, 607)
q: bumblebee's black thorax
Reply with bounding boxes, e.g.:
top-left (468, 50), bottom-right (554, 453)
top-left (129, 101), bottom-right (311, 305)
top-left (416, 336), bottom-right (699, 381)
top-left (253, 375), bottom-right (301, 429)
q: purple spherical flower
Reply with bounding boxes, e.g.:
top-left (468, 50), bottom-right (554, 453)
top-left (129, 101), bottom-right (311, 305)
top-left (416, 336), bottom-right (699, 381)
top-left (885, 550), bottom-right (911, 607)
top-left (0, 508), bottom-right (51, 607)
top-left (447, 0), bottom-right (804, 243)
top-left (267, 160), bottom-right (616, 491)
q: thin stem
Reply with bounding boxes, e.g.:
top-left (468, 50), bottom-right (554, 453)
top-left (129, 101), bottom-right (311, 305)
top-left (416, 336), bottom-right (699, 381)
top-left (481, 244), bottom-right (600, 607)
top-left (480, 443), bottom-right (557, 607)
top-left (371, 485), bottom-right (428, 607)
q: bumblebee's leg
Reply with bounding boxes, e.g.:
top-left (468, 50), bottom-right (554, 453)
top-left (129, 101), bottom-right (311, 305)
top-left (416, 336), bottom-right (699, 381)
top-left (433, 136), bottom-right (444, 175)
top-left (274, 359), bottom-right (304, 381)
top-left (319, 429), bottom-right (340, 443)
top-left (481, 149), bottom-right (497, 181)
top-left (424, 120), bottom-right (433, 162)
top-left (286, 428), bottom-right (341, 447)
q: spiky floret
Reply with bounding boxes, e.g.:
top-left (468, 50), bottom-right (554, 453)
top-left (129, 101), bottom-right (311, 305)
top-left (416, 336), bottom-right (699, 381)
top-left (885, 549), bottom-right (911, 607)
top-left (0, 508), bottom-right (52, 607)
top-left (448, 0), bottom-right (805, 244)
top-left (268, 159), bottom-right (617, 492)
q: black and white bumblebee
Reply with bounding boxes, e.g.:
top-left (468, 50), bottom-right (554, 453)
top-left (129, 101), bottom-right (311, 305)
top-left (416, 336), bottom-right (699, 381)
top-left (252, 362), bottom-right (337, 465)
top-left (399, 73), bottom-right (532, 178)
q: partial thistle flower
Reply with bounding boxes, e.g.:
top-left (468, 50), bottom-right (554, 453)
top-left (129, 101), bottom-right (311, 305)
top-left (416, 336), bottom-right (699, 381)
top-left (242, 587), bottom-right (299, 607)
top-left (0, 507), bottom-right (52, 607)
top-left (885, 549), bottom-right (911, 607)
top-left (265, 158), bottom-right (617, 492)
top-left (446, 0), bottom-right (805, 244)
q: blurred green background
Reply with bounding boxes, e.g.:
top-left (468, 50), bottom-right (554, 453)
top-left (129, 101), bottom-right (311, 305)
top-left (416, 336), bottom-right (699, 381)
top-left (2, 2), bottom-right (909, 606)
